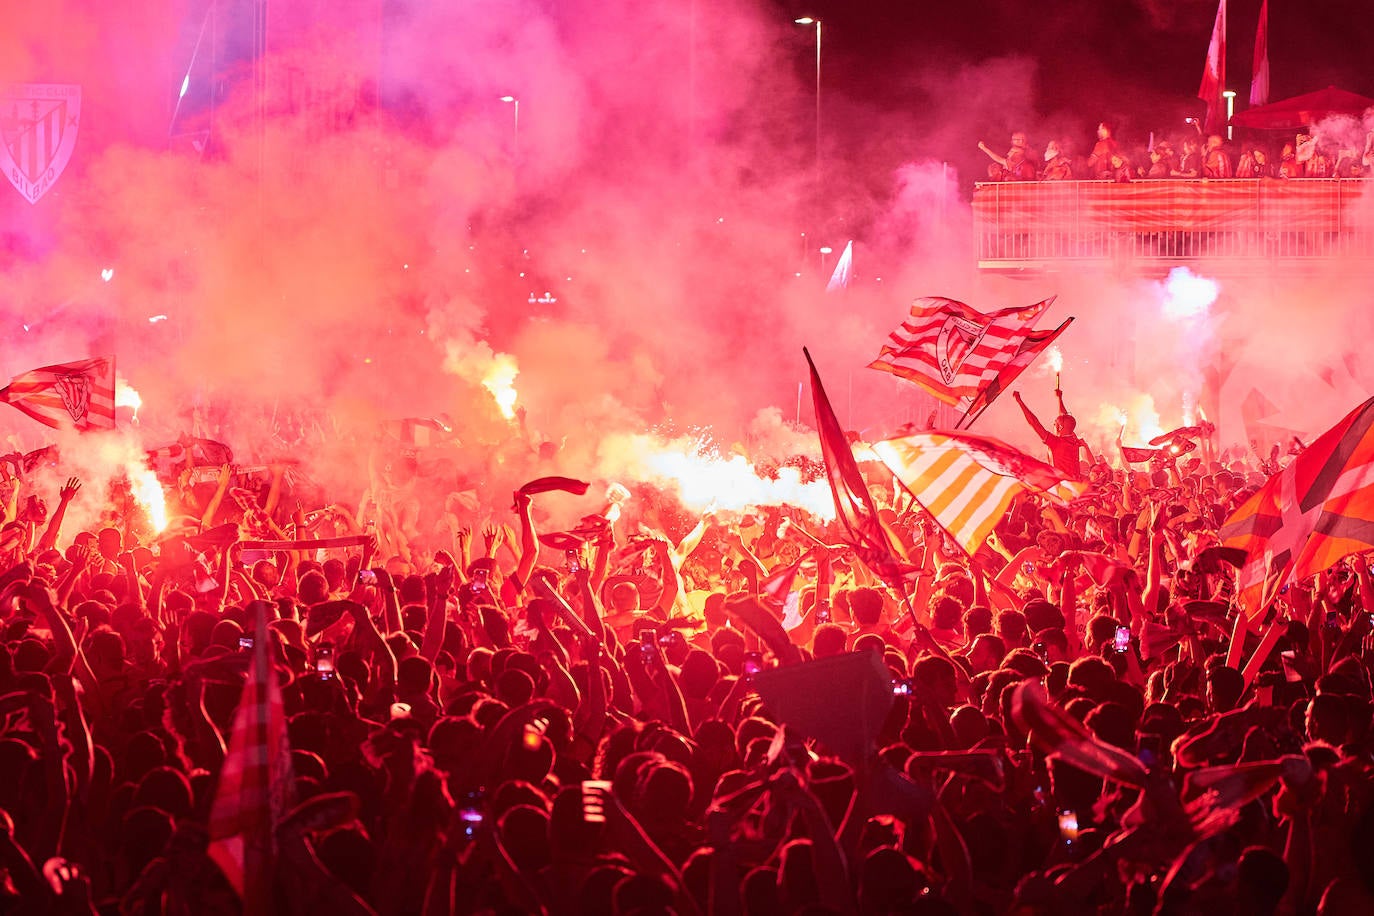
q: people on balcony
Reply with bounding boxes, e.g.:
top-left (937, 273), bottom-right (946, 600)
top-left (1173, 137), bottom-right (1203, 178)
top-left (977, 131), bottom-right (1037, 181)
top-left (1040, 139), bottom-right (1074, 180)
top-left (1202, 135), bottom-right (1233, 179)
top-left (1086, 121), bottom-right (1120, 179)
top-left (977, 121), bottom-right (1372, 184)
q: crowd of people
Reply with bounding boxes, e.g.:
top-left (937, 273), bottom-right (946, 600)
top-left (0, 386), bottom-right (1372, 916)
top-left (978, 121), bottom-right (1374, 183)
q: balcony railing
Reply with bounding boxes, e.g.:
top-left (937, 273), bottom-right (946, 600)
top-left (972, 178), bottom-right (1374, 271)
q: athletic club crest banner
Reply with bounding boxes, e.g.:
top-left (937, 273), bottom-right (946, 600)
top-left (868, 296), bottom-right (1057, 406)
top-left (0, 357), bottom-right (116, 431)
top-left (0, 83), bottom-right (82, 203)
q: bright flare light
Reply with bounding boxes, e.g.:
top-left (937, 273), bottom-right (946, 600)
top-left (115, 379), bottom-right (143, 423)
top-left (600, 433), bottom-right (835, 519)
top-left (1045, 345), bottom-right (1064, 374)
top-left (131, 468), bottom-right (168, 533)
top-left (481, 354), bottom-right (520, 420)
top-left (1161, 267), bottom-right (1218, 321)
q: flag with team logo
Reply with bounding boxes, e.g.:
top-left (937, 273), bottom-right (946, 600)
top-left (0, 357), bottom-right (115, 431)
top-left (1220, 397), bottom-right (1374, 622)
top-left (868, 297), bottom-right (1056, 405)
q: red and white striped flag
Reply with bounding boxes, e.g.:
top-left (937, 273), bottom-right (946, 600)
top-left (957, 316), bottom-right (1074, 429)
top-left (872, 430), bottom-right (1087, 557)
top-left (208, 601), bottom-right (295, 912)
top-left (0, 357), bottom-right (115, 431)
top-left (869, 297), bottom-right (1055, 406)
top-left (1198, 0), bottom-right (1228, 133)
top-left (1249, 0), bottom-right (1269, 107)
top-left (1221, 397), bottom-right (1374, 622)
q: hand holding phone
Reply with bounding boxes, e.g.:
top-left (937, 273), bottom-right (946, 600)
top-left (1113, 626), bottom-right (1130, 653)
top-left (316, 641), bottom-right (336, 679)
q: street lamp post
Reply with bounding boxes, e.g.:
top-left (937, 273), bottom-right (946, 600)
top-left (500, 95), bottom-right (520, 157)
top-left (1222, 90), bottom-right (1236, 140)
top-left (794, 17), bottom-right (821, 187)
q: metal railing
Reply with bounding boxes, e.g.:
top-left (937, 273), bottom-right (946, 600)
top-left (972, 178), bottom-right (1374, 270)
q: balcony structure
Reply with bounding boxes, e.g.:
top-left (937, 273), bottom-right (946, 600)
top-left (972, 178), bottom-right (1374, 275)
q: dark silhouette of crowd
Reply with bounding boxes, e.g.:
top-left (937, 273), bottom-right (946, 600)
top-left (1, 416), bottom-right (1373, 916)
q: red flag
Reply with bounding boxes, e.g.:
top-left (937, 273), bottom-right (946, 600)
top-left (1249, 0), bottom-right (1269, 107)
top-left (1220, 397), bottom-right (1374, 621)
top-left (0, 357), bottom-right (115, 431)
top-left (957, 316), bottom-right (1074, 429)
top-left (868, 298), bottom-right (1055, 406)
top-left (1198, 0), bottom-right (1228, 134)
top-left (518, 476), bottom-right (591, 497)
top-left (208, 601), bottom-right (295, 911)
top-left (806, 349), bottom-right (916, 591)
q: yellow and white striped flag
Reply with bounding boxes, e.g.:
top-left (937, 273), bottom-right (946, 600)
top-left (872, 430), bottom-right (1086, 557)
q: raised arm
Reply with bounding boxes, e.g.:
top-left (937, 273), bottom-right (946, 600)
top-left (1012, 391), bottom-right (1051, 442)
top-left (37, 478), bottom-right (80, 552)
top-left (512, 490), bottom-right (538, 592)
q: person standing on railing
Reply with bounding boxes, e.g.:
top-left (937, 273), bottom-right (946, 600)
top-left (977, 131), bottom-right (1036, 181)
top-left (1202, 135), bottom-right (1233, 179)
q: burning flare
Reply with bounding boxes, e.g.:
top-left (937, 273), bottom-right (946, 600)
top-left (481, 354), bottom-right (519, 421)
top-left (115, 379), bottom-right (142, 422)
top-left (130, 467), bottom-right (168, 533)
top-left (1045, 345), bottom-right (1064, 374)
top-left (598, 433), bottom-right (835, 519)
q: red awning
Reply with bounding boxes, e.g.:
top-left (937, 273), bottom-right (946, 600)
top-left (1232, 86), bottom-right (1374, 130)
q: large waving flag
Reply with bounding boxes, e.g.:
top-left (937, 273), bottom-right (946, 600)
top-left (868, 297), bottom-right (1055, 406)
top-left (872, 429), bottom-right (1087, 557)
top-left (1198, 0), bottom-right (1227, 134)
top-left (208, 601), bottom-right (295, 911)
top-left (957, 317), bottom-right (1074, 429)
top-left (1220, 397), bottom-right (1374, 622)
top-left (806, 349), bottom-right (916, 591)
top-left (0, 357), bottom-right (115, 431)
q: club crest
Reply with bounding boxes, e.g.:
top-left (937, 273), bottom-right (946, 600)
top-left (936, 315), bottom-right (987, 385)
top-left (0, 83), bottom-right (82, 204)
top-left (55, 373), bottom-right (91, 426)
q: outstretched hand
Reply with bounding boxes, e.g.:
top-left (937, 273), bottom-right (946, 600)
top-left (58, 477), bottom-right (81, 502)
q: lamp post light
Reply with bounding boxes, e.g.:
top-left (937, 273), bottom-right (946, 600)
top-left (794, 17), bottom-right (821, 187)
top-left (500, 95), bottom-right (519, 157)
top-left (1222, 90), bottom-right (1236, 140)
